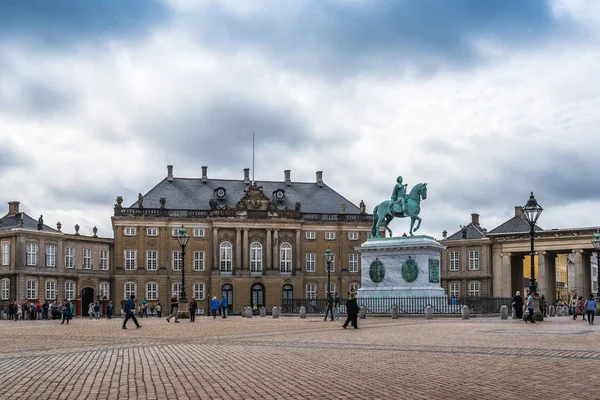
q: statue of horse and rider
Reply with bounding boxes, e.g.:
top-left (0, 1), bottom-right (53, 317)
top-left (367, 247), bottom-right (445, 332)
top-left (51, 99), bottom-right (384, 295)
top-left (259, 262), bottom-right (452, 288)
top-left (371, 176), bottom-right (428, 238)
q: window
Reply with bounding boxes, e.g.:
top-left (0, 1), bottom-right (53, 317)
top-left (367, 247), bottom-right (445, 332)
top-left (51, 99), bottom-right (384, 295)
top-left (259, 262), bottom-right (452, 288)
top-left (325, 232), bottom-right (335, 240)
top-left (83, 248), bottom-right (92, 269)
top-left (193, 251), bottom-right (205, 271)
top-left (26, 243), bottom-right (37, 266)
top-left (367, 233), bottom-right (374, 239)
top-left (172, 283), bottom-right (181, 299)
top-left (26, 280), bottom-right (37, 299)
top-left (250, 242), bottom-right (262, 273)
top-left (220, 242), bottom-right (232, 272)
top-left (468, 250), bottom-right (480, 270)
top-left (194, 283), bottom-right (205, 300)
top-left (65, 247), bottom-right (74, 269)
top-left (193, 228), bottom-right (205, 237)
top-left (171, 228), bottom-right (180, 237)
top-left (146, 282), bottom-right (158, 301)
top-left (65, 281), bottom-right (75, 300)
top-left (1, 242), bottom-right (9, 265)
top-left (146, 228), bottom-right (158, 236)
top-left (305, 253), bottom-right (316, 272)
top-left (146, 250), bottom-right (158, 270)
top-left (172, 251), bottom-right (183, 271)
top-left (348, 232), bottom-right (359, 240)
top-left (449, 251), bottom-right (459, 271)
top-left (124, 227), bottom-right (137, 236)
top-left (46, 280), bottom-right (56, 300)
top-left (124, 282), bottom-right (136, 299)
top-left (99, 282), bottom-right (110, 299)
top-left (280, 242), bottom-right (292, 273)
top-left (100, 250), bottom-right (109, 270)
top-left (1, 279), bottom-right (9, 300)
top-left (349, 253), bottom-right (359, 272)
top-left (125, 250), bottom-right (137, 270)
top-left (306, 284), bottom-right (316, 299)
top-left (305, 231), bottom-right (316, 240)
top-left (468, 282), bottom-right (480, 297)
top-left (349, 283), bottom-right (360, 292)
top-left (46, 245), bottom-right (56, 267)
top-left (326, 283), bottom-right (335, 294)
top-left (450, 283), bottom-right (460, 298)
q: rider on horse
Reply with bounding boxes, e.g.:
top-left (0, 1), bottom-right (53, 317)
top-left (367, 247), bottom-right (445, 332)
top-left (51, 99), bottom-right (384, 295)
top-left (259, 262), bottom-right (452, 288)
top-left (388, 176), bottom-right (408, 216)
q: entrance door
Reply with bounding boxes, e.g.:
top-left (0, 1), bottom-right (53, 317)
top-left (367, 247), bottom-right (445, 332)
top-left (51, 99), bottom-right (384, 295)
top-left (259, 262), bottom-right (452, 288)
top-left (221, 284), bottom-right (233, 312)
top-left (81, 287), bottom-right (94, 316)
top-left (282, 284), bottom-right (293, 313)
top-left (251, 283), bottom-right (265, 308)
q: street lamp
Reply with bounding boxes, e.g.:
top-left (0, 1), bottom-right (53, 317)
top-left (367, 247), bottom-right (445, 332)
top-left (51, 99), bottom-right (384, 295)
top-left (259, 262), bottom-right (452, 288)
top-left (325, 248), bottom-right (333, 298)
top-left (522, 192), bottom-right (543, 296)
top-left (592, 230), bottom-right (600, 299)
top-left (176, 225), bottom-right (190, 301)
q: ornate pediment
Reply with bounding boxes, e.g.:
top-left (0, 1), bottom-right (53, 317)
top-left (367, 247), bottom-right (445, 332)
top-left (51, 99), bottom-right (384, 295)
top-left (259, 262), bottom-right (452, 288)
top-left (236, 183), bottom-right (277, 212)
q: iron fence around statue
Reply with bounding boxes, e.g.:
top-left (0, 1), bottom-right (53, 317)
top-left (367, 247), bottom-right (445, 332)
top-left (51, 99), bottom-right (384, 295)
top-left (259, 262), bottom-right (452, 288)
top-left (281, 297), bottom-right (512, 315)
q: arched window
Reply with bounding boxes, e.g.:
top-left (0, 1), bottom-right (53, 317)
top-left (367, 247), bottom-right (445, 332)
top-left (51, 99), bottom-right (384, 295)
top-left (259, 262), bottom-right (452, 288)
top-left (46, 280), bottom-right (57, 300)
top-left (124, 281), bottom-right (136, 299)
top-left (220, 242), bottom-right (232, 273)
top-left (65, 281), bottom-right (76, 301)
top-left (250, 242), bottom-right (262, 274)
top-left (280, 242), bottom-right (292, 273)
top-left (146, 282), bottom-right (158, 301)
top-left (1, 279), bottom-right (9, 300)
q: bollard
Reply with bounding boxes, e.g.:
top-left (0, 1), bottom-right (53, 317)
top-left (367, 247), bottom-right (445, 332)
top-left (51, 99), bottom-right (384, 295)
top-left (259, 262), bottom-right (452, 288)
top-left (563, 305), bottom-right (569, 317)
top-left (425, 305), bottom-right (433, 319)
top-left (359, 306), bottom-right (367, 319)
top-left (299, 306), bottom-right (307, 319)
top-left (512, 308), bottom-right (517, 319)
top-left (260, 306), bottom-right (266, 317)
top-left (272, 306), bottom-right (279, 318)
top-left (241, 307), bottom-right (246, 318)
top-left (549, 305), bottom-right (555, 317)
top-left (556, 306), bottom-right (563, 317)
top-left (391, 305), bottom-right (399, 319)
top-left (461, 305), bottom-right (470, 320)
top-left (246, 307), bottom-right (253, 318)
top-left (500, 305), bottom-right (508, 320)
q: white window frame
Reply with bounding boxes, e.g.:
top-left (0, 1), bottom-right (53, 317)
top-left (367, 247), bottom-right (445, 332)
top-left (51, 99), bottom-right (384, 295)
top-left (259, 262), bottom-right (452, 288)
top-left (172, 283), bottom-right (182, 299)
top-left (220, 242), bottom-right (232, 272)
top-left (124, 281), bottom-right (136, 299)
top-left (468, 282), bottom-right (481, 297)
top-left (99, 282), bottom-right (110, 299)
top-left (1, 279), bottom-right (9, 300)
top-left (26, 243), bottom-right (37, 266)
top-left (146, 282), bottom-right (158, 301)
top-left (325, 232), bottom-right (336, 240)
top-left (280, 242), bottom-right (292, 273)
top-left (305, 253), bottom-right (316, 272)
top-left (449, 251), bottom-right (459, 271)
top-left (250, 242), bottom-right (262, 274)
top-left (83, 248), bottom-right (92, 269)
top-left (326, 283), bottom-right (335, 294)
top-left (306, 284), bottom-right (316, 299)
top-left (46, 280), bottom-right (56, 300)
top-left (305, 231), bottom-right (316, 240)
top-left (171, 228), bottom-right (180, 237)
top-left (349, 253), bottom-right (359, 273)
top-left (65, 247), bottom-right (74, 269)
top-left (193, 228), bottom-right (205, 238)
top-left (46, 245), bottom-right (56, 267)
top-left (65, 281), bottom-right (75, 301)
top-left (146, 227), bottom-right (158, 237)
top-left (348, 232), bottom-right (359, 240)
top-left (193, 251), bottom-right (205, 271)
top-left (349, 283), bottom-right (360, 292)
top-left (124, 227), bottom-right (137, 236)
top-left (26, 279), bottom-right (37, 300)
top-left (172, 251), bottom-right (183, 271)
top-left (450, 283), bottom-right (460, 298)
top-left (1, 242), bottom-right (9, 266)
top-left (146, 250), bottom-right (158, 271)
top-left (468, 250), bottom-right (480, 271)
top-left (194, 282), bottom-right (205, 300)
top-left (124, 250), bottom-right (137, 270)
top-left (100, 250), bottom-right (109, 270)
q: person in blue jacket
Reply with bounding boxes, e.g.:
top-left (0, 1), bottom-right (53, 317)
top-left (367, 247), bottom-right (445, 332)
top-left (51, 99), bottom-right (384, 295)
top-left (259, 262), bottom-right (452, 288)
top-left (122, 294), bottom-right (142, 329)
top-left (211, 297), bottom-right (219, 319)
top-left (220, 295), bottom-right (228, 318)
top-left (585, 293), bottom-right (597, 325)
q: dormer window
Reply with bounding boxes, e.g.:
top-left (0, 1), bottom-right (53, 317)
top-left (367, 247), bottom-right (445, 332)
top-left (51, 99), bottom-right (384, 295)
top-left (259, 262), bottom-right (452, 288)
top-left (273, 189), bottom-right (285, 201)
top-left (214, 187), bottom-right (226, 199)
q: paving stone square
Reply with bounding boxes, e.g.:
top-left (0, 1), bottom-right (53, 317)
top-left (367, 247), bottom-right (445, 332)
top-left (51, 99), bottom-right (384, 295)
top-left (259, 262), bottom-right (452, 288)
top-left (1, 315), bottom-right (599, 399)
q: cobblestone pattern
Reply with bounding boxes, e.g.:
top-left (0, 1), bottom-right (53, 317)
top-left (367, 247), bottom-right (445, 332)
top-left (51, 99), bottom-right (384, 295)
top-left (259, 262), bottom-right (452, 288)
top-left (0, 316), bottom-right (599, 399)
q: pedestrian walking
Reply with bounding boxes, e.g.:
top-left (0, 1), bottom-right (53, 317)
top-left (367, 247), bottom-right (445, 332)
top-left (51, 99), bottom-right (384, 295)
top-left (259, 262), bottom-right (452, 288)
top-left (189, 298), bottom-right (198, 322)
top-left (324, 293), bottom-right (334, 321)
top-left (61, 299), bottom-right (71, 324)
top-left (220, 295), bottom-right (228, 318)
top-left (42, 301), bottom-right (49, 320)
top-left (575, 297), bottom-right (585, 320)
top-left (166, 293), bottom-right (179, 323)
top-left (343, 292), bottom-right (359, 329)
top-left (88, 303), bottom-right (95, 320)
top-left (106, 301), bottom-right (113, 319)
top-left (571, 294), bottom-right (578, 317)
top-left (333, 292), bottom-right (341, 320)
top-left (585, 294), bottom-right (596, 325)
top-left (539, 294), bottom-right (547, 318)
top-left (524, 291), bottom-right (535, 323)
top-left (122, 294), bottom-right (142, 329)
top-left (211, 297), bottom-right (219, 318)
top-left (512, 291), bottom-right (523, 319)
top-left (156, 303), bottom-right (162, 318)
top-left (94, 302), bottom-right (100, 319)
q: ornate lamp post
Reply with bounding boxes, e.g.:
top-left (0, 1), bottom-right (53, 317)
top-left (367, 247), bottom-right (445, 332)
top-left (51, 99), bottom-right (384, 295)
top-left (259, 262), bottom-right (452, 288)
top-left (592, 230), bottom-right (600, 299)
top-left (325, 248), bottom-right (333, 298)
top-left (176, 225), bottom-right (190, 301)
top-left (521, 192), bottom-right (543, 295)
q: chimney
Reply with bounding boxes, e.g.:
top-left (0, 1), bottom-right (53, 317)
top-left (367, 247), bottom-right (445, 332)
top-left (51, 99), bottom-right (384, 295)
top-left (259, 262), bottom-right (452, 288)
top-left (316, 171), bottom-right (324, 187)
top-left (244, 168), bottom-right (250, 184)
top-left (167, 165), bottom-right (173, 182)
top-left (202, 166), bottom-right (208, 183)
top-left (284, 170), bottom-right (291, 186)
top-left (8, 201), bottom-right (20, 216)
top-left (514, 206), bottom-right (523, 218)
top-left (471, 213), bottom-right (480, 225)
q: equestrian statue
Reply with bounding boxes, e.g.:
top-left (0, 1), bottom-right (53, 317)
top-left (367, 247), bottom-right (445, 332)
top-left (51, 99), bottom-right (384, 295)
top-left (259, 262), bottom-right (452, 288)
top-left (371, 176), bottom-right (428, 238)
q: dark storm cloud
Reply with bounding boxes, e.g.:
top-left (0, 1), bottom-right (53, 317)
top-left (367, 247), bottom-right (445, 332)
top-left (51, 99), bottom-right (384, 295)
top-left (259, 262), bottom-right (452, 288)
top-left (181, 0), bottom-right (567, 75)
top-left (0, 0), bottom-right (169, 46)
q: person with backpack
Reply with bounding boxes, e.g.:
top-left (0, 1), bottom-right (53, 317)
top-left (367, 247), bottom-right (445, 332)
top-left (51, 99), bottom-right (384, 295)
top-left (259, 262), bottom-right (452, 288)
top-left (122, 294), bottom-right (142, 329)
top-left (585, 294), bottom-right (597, 325)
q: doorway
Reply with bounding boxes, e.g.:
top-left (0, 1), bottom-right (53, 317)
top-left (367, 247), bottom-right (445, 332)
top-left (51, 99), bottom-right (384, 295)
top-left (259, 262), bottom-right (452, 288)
top-left (251, 283), bottom-right (265, 308)
top-left (81, 287), bottom-right (94, 316)
top-left (282, 284), bottom-right (293, 313)
top-left (221, 284), bottom-right (233, 312)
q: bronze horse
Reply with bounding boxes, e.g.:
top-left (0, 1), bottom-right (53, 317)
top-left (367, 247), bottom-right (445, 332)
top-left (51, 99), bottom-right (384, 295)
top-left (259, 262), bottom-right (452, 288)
top-left (371, 183), bottom-right (428, 237)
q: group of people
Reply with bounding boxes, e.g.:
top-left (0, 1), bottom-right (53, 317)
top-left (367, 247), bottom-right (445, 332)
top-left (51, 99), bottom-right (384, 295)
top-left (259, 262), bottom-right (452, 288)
top-left (513, 290), bottom-right (597, 324)
top-left (3, 299), bottom-right (75, 322)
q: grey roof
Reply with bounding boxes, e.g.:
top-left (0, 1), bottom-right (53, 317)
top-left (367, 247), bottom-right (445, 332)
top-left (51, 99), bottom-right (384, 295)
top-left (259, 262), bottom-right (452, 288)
top-left (0, 212), bottom-right (58, 232)
top-left (131, 178), bottom-right (362, 214)
top-left (446, 223), bottom-right (486, 240)
top-left (487, 216), bottom-right (542, 235)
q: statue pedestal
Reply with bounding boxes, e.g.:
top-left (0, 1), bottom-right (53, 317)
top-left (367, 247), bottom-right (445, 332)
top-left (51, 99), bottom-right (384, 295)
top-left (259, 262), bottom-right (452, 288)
top-left (357, 236), bottom-right (446, 298)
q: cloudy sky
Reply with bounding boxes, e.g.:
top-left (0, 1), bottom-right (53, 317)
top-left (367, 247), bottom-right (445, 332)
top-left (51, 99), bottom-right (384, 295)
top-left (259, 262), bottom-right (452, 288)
top-left (1, 0), bottom-right (600, 239)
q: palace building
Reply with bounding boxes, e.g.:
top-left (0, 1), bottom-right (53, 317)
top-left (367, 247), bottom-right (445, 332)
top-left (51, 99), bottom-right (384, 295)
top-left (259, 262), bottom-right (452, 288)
top-left (111, 166), bottom-right (372, 313)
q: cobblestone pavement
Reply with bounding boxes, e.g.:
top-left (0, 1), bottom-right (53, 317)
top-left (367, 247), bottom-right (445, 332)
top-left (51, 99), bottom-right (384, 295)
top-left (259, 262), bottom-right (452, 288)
top-left (1, 315), bottom-right (599, 400)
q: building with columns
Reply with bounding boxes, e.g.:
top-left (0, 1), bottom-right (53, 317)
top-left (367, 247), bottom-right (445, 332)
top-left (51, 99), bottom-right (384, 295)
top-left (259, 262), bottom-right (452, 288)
top-left (441, 207), bottom-right (599, 303)
top-left (111, 166), bottom-right (372, 313)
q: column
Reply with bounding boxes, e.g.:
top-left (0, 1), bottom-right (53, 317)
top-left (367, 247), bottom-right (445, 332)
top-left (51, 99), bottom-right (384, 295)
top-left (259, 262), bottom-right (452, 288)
top-left (243, 228), bottom-right (249, 270)
top-left (212, 228), bottom-right (219, 271)
top-left (295, 230), bottom-right (301, 271)
top-left (266, 229), bottom-right (272, 270)
top-left (537, 251), bottom-right (550, 298)
top-left (272, 229), bottom-right (279, 270)
top-left (493, 251), bottom-right (512, 298)
top-left (236, 228), bottom-right (242, 271)
top-left (572, 250), bottom-right (591, 297)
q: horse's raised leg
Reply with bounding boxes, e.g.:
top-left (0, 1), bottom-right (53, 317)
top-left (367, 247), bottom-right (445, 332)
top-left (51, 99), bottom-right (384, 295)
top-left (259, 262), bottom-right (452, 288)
top-left (409, 218), bottom-right (416, 236)
top-left (413, 216), bottom-right (422, 233)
